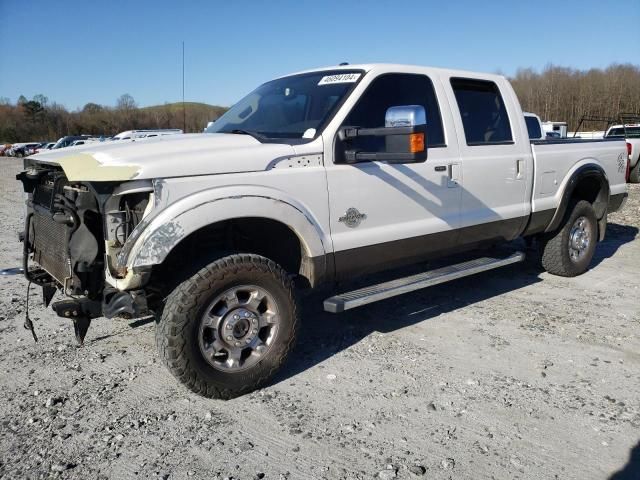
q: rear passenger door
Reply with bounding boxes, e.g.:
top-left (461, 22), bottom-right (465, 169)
top-left (445, 77), bottom-right (531, 243)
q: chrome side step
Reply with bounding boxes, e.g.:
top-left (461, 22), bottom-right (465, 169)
top-left (323, 252), bottom-right (525, 313)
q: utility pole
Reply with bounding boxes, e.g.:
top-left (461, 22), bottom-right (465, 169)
top-left (182, 41), bottom-right (186, 132)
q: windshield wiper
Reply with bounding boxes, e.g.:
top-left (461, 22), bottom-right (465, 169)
top-left (228, 129), bottom-right (265, 142)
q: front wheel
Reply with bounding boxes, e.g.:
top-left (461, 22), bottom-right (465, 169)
top-left (156, 254), bottom-right (299, 399)
top-left (540, 200), bottom-right (598, 277)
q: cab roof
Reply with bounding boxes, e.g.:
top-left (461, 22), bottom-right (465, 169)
top-left (278, 63), bottom-right (508, 83)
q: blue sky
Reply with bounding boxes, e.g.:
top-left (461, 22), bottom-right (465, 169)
top-left (1, 0), bottom-right (638, 110)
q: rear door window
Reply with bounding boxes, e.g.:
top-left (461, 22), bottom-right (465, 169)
top-left (450, 78), bottom-right (513, 145)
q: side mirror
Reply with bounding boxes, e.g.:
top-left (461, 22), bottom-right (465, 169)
top-left (338, 105), bottom-right (427, 164)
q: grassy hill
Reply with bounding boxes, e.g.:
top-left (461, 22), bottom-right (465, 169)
top-left (141, 101), bottom-right (227, 117)
top-left (138, 102), bottom-right (228, 132)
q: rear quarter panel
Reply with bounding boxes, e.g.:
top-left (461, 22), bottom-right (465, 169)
top-left (531, 139), bottom-right (628, 213)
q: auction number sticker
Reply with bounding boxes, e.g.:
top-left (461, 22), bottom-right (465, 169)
top-left (318, 73), bottom-right (361, 85)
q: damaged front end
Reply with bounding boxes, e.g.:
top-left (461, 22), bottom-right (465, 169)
top-left (17, 162), bottom-right (151, 343)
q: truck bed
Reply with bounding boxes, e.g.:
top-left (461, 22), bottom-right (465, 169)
top-left (530, 137), bottom-right (628, 215)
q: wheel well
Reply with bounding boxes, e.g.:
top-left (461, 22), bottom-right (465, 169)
top-left (571, 175), bottom-right (608, 218)
top-left (148, 218), bottom-right (306, 297)
top-left (544, 167), bottom-right (609, 235)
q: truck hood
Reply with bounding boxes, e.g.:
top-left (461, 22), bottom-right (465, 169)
top-left (27, 133), bottom-right (296, 181)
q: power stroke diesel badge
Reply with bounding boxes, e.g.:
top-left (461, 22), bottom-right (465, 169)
top-left (339, 208), bottom-right (367, 228)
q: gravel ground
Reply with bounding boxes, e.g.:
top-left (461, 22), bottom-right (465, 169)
top-left (0, 157), bottom-right (638, 480)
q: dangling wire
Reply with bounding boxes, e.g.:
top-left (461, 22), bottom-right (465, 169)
top-left (23, 281), bottom-right (38, 342)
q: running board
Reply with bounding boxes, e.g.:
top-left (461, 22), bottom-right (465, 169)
top-left (323, 252), bottom-right (525, 313)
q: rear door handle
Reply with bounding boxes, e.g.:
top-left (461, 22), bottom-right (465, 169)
top-left (448, 163), bottom-right (461, 188)
top-left (516, 159), bottom-right (525, 180)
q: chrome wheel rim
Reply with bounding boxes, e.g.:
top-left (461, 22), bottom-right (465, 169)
top-left (198, 285), bottom-right (279, 372)
top-left (568, 216), bottom-right (591, 262)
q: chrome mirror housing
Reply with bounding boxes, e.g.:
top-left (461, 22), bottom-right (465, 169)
top-left (385, 105), bottom-right (427, 128)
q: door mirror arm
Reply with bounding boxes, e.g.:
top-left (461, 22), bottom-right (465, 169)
top-left (337, 105), bottom-right (428, 164)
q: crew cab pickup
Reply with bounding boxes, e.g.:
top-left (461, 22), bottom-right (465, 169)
top-left (17, 64), bottom-right (628, 398)
top-left (605, 123), bottom-right (640, 182)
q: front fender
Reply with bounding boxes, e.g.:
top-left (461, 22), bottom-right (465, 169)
top-left (116, 186), bottom-right (329, 277)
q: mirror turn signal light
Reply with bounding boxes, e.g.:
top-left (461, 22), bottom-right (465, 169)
top-left (409, 133), bottom-right (425, 153)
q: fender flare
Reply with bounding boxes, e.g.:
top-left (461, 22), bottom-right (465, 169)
top-left (118, 189), bottom-right (330, 283)
top-left (545, 163), bottom-right (609, 233)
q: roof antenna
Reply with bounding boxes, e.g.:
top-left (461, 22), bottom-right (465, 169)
top-left (339, 62), bottom-right (349, 66)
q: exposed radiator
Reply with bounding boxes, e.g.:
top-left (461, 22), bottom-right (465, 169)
top-left (31, 207), bottom-right (72, 285)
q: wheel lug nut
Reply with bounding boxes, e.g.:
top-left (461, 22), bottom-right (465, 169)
top-left (252, 329), bottom-right (258, 334)
top-left (226, 324), bottom-right (232, 329)
top-left (234, 341), bottom-right (241, 347)
top-left (234, 315), bottom-right (239, 320)
top-left (226, 336), bottom-right (232, 341)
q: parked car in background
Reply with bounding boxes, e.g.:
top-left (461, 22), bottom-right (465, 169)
top-left (605, 123), bottom-right (640, 182)
top-left (0, 144), bottom-right (12, 156)
top-left (568, 131), bottom-right (605, 139)
top-left (523, 112), bottom-right (544, 140)
top-left (26, 143), bottom-right (50, 155)
top-left (70, 139), bottom-right (103, 147)
top-left (34, 142), bottom-right (56, 153)
top-left (542, 121), bottom-right (568, 138)
top-left (52, 135), bottom-right (99, 149)
top-left (111, 129), bottom-right (183, 141)
top-left (9, 143), bottom-right (41, 157)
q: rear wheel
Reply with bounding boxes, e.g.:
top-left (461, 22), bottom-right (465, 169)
top-left (629, 162), bottom-right (640, 183)
top-left (540, 200), bottom-right (597, 277)
top-left (156, 254), bottom-right (298, 399)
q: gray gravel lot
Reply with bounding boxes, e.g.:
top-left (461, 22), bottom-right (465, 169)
top-left (0, 157), bottom-right (638, 480)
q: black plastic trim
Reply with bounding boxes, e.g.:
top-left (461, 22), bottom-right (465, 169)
top-left (333, 216), bottom-right (526, 281)
top-left (341, 125), bottom-right (419, 138)
top-left (522, 209), bottom-right (556, 236)
top-left (344, 151), bottom-right (427, 164)
top-left (607, 192), bottom-right (628, 214)
top-left (545, 164), bottom-right (609, 233)
top-left (466, 140), bottom-right (515, 147)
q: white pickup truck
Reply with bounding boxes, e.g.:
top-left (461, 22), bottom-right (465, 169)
top-left (18, 64), bottom-right (628, 398)
top-left (604, 123), bottom-right (640, 182)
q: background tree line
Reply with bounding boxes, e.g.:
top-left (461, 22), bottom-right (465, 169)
top-left (1, 63), bottom-right (640, 143)
top-left (0, 93), bottom-right (227, 143)
top-left (511, 63), bottom-right (640, 131)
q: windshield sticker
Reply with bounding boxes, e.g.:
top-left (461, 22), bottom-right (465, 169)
top-left (318, 73), bottom-right (361, 85)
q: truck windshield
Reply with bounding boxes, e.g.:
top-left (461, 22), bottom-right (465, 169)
top-left (206, 70), bottom-right (364, 140)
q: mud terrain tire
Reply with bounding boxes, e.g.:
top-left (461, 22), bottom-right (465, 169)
top-left (541, 200), bottom-right (597, 277)
top-left (156, 254), bottom-right (298, 399)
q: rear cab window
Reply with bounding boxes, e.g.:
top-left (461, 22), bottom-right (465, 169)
top-left (524, 116), bottom-right (542, 140)
top-left (450, 78), bottom-right (513, 145)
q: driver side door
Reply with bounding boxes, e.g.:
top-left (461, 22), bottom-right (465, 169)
top-left (323, 72), bottom-right (462, 280)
